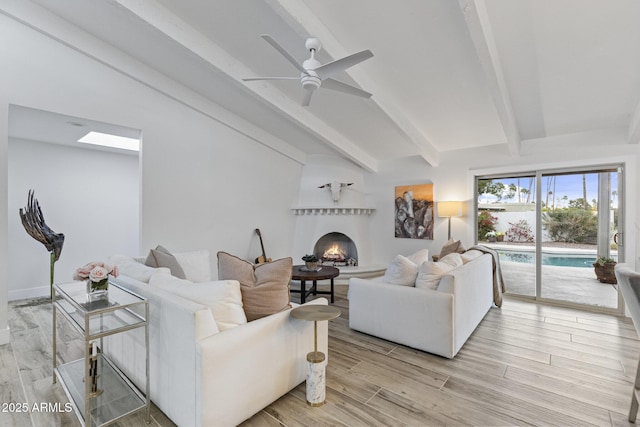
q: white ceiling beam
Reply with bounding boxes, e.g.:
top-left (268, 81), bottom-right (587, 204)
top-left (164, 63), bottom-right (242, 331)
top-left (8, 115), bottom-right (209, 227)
top-left (458, 0), bottom-right (521, 156)
top-left (265, 0), bottom-right (440, 167)
top-left (113, 0), bottom-right (379, 172)
top-left (627, 101), bottom-right (640, 144)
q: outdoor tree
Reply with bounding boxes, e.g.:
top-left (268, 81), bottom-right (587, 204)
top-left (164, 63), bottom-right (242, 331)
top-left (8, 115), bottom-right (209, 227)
top-left (478, 179), bottom-right (515, 202)
top-left (542, 209), bottom-right (597, 244)
top-left (568, 198), bottom-right (590, 209)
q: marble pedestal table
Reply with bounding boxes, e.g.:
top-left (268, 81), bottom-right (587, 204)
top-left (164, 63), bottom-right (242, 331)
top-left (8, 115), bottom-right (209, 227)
top-left (290, 305), bottom-right (341, 406)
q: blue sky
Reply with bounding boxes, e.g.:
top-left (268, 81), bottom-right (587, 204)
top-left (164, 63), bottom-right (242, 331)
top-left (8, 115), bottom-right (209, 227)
top-left (479, 172), bottom-right (619, 207)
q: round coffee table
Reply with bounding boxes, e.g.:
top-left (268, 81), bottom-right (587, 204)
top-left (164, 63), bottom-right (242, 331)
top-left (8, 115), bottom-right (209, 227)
top-left (291, 265), bottom-right (339, 304)
top-left (290, 304), bottom-right (341, 406)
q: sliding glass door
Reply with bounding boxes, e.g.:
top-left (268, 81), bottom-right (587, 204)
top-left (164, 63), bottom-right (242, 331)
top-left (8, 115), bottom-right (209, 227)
top-left (477, 175), bottom-right (537, 297)
top-left (476, 165), bottom-right (624, 312)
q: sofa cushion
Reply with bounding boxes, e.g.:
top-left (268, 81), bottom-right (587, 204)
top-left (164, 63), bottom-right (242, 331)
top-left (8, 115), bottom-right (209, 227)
top-left (415, 253), bottom-right (463, 290)
top-left (145, 245), bottom-right (187, 279)
top-left (149, 271), bottom-right (247, 331)
top-left (217, 252), bottom-right (292, 321)
top-left (439, 239), bottom-right (466, 259)
top-left (461, 249), bottom-right (483, 263)
top-left (383, 254), bottom-right (419, 286)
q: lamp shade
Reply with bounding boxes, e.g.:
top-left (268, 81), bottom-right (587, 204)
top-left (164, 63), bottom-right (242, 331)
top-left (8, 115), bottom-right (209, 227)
top-left (437, 201), bottom-right (463, 218)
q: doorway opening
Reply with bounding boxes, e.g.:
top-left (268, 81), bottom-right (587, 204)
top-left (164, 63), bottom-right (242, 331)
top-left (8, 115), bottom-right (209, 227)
top-left (8, 105), bottom-right (141, 301)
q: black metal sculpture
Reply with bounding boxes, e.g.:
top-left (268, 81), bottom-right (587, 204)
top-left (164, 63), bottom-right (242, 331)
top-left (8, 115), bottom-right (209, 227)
top-left (19, 190), bottom-right (65, 300)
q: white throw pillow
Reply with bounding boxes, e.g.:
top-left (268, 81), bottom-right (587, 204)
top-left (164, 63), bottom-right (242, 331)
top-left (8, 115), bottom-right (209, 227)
top-left (108, 254), bottom-right (171, 283)
top-left (174, 250), bottom-right (212, 283)
top-left (383, 255), bottom-right (419, 286)
top-left (149, 273), bottom-right (247, 331)
top-left (461, 250), bottom-right (483, 263)
top-left (406, 248), bottom-right (429, 265)
top-left (439, 252), bottom-right (463, 268)
top-left (415, 253), bottom-right (462, 290)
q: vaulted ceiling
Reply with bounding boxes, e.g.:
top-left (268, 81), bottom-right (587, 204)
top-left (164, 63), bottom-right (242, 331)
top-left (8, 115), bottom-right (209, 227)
top-left (12, 0), bottom-right (640, 172)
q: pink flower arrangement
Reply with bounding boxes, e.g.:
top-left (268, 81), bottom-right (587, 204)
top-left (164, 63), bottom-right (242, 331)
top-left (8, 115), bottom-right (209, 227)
top-left (73, 262), bottom-right (119, 283)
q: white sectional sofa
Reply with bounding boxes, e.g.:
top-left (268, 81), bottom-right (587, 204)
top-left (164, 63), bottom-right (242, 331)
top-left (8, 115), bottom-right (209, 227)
top-left (348, 251), bottom-right (493, 358)
top-left (104, 253), bottom-right (327, 427)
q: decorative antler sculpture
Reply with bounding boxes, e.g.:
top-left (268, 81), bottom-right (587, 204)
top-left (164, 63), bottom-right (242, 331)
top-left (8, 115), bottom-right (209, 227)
top-left (318, 181), bottom-right (353, 204)
top-left (19, 190), bottom-right (65, 300)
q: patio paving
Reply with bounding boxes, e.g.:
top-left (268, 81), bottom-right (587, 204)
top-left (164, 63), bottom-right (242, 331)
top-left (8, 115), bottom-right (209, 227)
top-left (483, 242), bottom-right (619, 309)
top-left (500, 260), bottom-right (618, 309)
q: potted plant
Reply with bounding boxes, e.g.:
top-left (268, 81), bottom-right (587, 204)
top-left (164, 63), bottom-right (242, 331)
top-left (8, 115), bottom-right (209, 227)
top-left (496, 231), bottom-right (505, 242)
top-left (593, 256), bottom-right (617, 284)
top-left (302, 254), bottom-right (319, 270)
top-left (485, 231), bottom-right (497, 242)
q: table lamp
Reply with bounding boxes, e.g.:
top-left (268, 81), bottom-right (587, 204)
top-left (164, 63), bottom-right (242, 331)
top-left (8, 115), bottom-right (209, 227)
top-left (437, 201), bottom-right (463, 240)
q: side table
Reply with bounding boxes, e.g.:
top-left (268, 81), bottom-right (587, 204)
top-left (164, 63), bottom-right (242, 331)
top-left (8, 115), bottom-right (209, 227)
top-left (291, 265), bottom-right (340, 304)
top-left (53, 281), bottom-right (150, 426)
top-left (290, 304), bottom-right (341, 406)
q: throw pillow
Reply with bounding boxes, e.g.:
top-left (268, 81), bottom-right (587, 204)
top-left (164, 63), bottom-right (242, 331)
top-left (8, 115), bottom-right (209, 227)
top-left (149, 273), bottom-right (247, 331)
top-left (382, 254), bottom-right (419, 286)
top-left (461, 249), bottom-right (483, 263)
top-left (415, 253), bottom-right (463, 290)
top-left (173, 250), bottom-right (212, 283)
top-left (439, 239), bottom-right (462, 259)
top-left (145, 245), bottom-right (187, 279)
top-left (406, 248), bottom-right (429, 265)
top-left (217, 251), bottom-right (292, 321)
top-left (108, 254), bottom-right (171, 283)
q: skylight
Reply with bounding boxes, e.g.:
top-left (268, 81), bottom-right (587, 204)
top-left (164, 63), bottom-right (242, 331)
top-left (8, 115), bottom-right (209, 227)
top-left (78, 131), bottom-right (140, 151)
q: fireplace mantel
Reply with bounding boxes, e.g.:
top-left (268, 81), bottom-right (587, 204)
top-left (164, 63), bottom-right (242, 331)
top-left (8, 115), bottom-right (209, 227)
top-left (291, 207), bottom-right (375, 216)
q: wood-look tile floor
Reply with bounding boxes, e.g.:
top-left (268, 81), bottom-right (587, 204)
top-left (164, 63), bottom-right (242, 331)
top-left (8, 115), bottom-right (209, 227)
top-left (3, 286), bottom-right (639, 426)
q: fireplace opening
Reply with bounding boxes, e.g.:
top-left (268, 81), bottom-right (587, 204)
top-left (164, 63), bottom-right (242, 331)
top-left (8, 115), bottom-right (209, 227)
top-left (313, 232), bottom-right (358, 266)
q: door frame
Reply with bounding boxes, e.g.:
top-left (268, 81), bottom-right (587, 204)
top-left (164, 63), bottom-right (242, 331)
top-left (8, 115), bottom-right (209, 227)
top-left (475, 163), bottom-right (625, 314)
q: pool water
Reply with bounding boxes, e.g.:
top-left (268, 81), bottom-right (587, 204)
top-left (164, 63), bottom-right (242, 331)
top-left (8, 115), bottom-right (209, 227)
top-left (497, 250), bottom-right (596, 268)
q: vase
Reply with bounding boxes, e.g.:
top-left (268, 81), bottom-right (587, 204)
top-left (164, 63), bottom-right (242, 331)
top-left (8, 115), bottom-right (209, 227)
top-left (87, 278), bottom-right (109, 296)
top-left (593, 263), bottom-right (617, 284)
top-left (305, 261), bottom-right (319, 271)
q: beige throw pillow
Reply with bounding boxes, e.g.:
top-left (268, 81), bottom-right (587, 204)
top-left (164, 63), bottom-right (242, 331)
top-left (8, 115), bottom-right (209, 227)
top-left (145, 245), bottom-right (187, 279)
top-left (439, 239), bottom-right (466, 259)
top-left (217, 252), bottom-right (292, 321)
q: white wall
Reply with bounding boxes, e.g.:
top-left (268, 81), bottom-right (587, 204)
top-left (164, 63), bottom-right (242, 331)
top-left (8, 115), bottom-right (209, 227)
top-left (0, 11), bottom-right (303, 343)
top-left (367, 143), bottom-right (639, 266)
top-left (8, 138), bottom-right (139, 300)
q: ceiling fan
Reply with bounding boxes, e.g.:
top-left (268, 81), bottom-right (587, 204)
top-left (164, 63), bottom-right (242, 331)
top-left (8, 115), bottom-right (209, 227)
top-left (243, 34), bottom-right (374, 106)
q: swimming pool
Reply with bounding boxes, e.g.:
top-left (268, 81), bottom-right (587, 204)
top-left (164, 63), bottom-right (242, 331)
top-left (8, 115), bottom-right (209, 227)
top-left (497, 250), bottom-right (597, 268)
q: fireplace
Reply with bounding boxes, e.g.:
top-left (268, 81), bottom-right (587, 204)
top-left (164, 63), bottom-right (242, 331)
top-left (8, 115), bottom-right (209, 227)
top-left (313, 232), bottom-right (358, 266)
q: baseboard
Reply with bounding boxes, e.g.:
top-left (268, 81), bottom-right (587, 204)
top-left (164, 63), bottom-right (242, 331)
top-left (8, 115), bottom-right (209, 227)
top-left (0, 327), bottom-right (9, 345)
top-left (9, 285), bottom-right (50, 302)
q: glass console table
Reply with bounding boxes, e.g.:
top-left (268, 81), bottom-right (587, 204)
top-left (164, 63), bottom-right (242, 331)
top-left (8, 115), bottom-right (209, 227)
top-left (53, 281), bottom-right (150, 426)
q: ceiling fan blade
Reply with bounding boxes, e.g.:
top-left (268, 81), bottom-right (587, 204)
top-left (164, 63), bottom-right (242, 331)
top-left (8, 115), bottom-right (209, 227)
top-left (322, 78), bottom-right (372, 98)
top-left (260, 34), bottom-right (307, 74)
top-left (242, 77), bottom-right (299, 81)
top-left (301, 88), bottom-right (314, 106)
top-left (313, 50), bottom-right (373, 80)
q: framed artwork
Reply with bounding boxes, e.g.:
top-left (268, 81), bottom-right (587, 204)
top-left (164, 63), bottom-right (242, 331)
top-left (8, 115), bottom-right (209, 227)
top-left (395, 183), bottom-right (434, 239)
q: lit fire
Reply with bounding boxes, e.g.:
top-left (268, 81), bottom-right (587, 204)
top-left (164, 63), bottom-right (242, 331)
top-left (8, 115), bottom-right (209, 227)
top-left (322, 244), bottom-right (347, 261)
